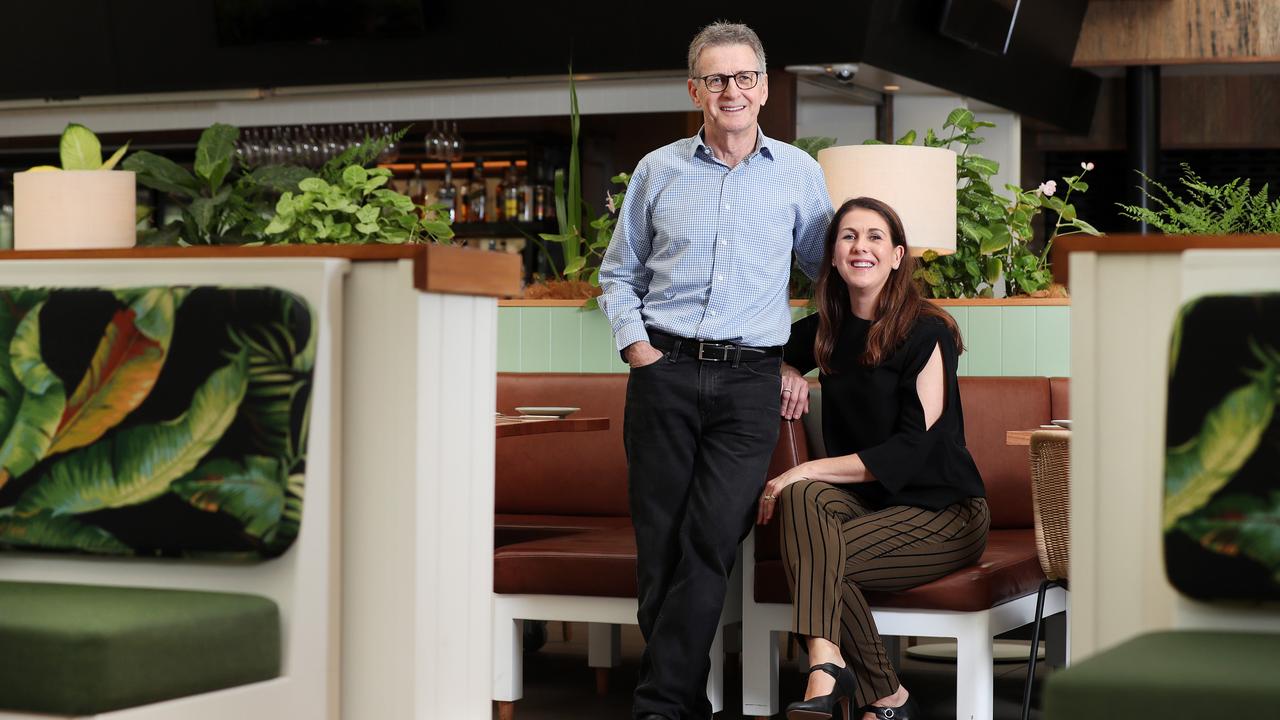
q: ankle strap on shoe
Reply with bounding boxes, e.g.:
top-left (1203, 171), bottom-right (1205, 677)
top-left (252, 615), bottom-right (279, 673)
top-left (806, 662), bottom-right (844, 681)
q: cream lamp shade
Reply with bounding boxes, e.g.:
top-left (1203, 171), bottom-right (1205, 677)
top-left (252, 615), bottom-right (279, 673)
top-left (817, 144), bottom-right (957, 256)
top-left (14, 170), bottom-right (137, 251)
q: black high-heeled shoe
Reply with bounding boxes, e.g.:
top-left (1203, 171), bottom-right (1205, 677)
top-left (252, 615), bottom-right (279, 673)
top-left (865, 694), bottom-right (921, 719)
top-left (786, 662), bottom-right (855, 720)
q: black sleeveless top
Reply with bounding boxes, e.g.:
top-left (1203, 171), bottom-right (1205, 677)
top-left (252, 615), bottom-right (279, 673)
top-left (784, 312), bottom-right (985, 510)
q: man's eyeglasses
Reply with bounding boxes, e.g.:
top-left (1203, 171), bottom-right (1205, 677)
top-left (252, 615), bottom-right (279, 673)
top-left (695, 71), bottom-right (764, 93)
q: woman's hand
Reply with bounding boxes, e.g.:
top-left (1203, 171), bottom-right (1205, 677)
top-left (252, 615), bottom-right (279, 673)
top-left (780, 362), bottom-right (810, 420)
top-left (756, 463), bottom-right (811, 525)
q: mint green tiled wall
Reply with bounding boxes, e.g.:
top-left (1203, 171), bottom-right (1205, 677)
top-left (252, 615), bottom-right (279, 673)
top-left (497, 304), bottom-right (1070, 376)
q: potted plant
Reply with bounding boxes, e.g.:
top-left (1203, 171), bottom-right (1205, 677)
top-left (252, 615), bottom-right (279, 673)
top-left (124, 124), bottom-right (454, 246)
top-left (1118, 164), bottom-right (1280, 234)
top-left (13, 124), bottom-right (136, 250)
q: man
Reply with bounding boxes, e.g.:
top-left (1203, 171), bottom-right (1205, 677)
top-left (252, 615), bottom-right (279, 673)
top-left (598, 21), bottom-right (832, 720)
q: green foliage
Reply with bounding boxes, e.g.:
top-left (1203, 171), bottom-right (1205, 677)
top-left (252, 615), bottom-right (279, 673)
top-left (0, 296), bottom-right (65, 489)
top-left (56, 123), bottom-right (129, 171)
top-left (318, 126), bottom-right (408, 185)
top-left (264, 165), bottom-right (454, 244)
top-left (896, 109), bottom-right (1102, 298)
top-left (1178, 491), bottom-right (1280, 581)
top-left (1164, 340), bottom-right (1280, 531)
top-left (538, 73), bottom-right (595, 283)
top-left (16, 350), bottom-right (249, 515)
top-left (124, 123), bottom-right (448, 246)
top-left (125, 124), bottom-right (312, 245)
top-left (0, 288), bottom-right (313, 557)
top-left (0, 510), bottom-right (129, 554)
top-left (171, 456), bottom-right (287, 541)
top-left (1118, 164), bottom-right (1280, 234)
top-left (792, 136), bottom-right (837, 160)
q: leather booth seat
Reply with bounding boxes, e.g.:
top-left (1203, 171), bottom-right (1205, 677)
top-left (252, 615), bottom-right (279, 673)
top-left (752, 376), bottom-right (1069, 612)
top-left (495, 373), bottom-right (631, 548)
top-left (494, 373), bottom-right (1069, 614)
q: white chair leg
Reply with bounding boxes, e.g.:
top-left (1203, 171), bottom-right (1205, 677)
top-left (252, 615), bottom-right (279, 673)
top-left (587, 623), bottom-right (621, 668)
top-left (883, 635), bottom-right (902, 673)
top-left (742, 626), bottom-right (780, 718)
top-left (953, 613), bottom-right (994, 720)
top-left (492, 604), bottom-right (523, 703)
top-left (707, 622), bottom-right (725, 714)
top-left (587, 622), bottom-right (622, 696)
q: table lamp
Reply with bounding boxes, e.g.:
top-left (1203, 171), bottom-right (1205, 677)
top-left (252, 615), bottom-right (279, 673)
top-left (817, 144), bottom-right (957, 256)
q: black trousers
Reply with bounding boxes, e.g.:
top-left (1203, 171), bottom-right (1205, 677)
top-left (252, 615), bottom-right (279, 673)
top-left (625, 349), bottom-right (782, 720)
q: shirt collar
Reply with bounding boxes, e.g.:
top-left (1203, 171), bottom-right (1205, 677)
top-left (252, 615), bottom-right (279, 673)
top-left (691, 126), bottom-right (776, 163)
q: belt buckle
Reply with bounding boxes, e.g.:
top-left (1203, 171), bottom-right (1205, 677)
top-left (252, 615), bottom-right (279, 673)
top-left (697, 342), bottom-right (731, 362)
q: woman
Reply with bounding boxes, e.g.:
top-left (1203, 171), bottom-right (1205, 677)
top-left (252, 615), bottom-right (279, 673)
top-left (757, 197), bottom-right (989, 720)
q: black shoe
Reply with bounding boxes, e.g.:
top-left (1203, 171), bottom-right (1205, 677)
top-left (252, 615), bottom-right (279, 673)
top-left (866, 695), bottom-right (921, 719)
top-left (636, 715), bottom-right (668, 720)
top-left (786, 662), bottom-right (855, 720)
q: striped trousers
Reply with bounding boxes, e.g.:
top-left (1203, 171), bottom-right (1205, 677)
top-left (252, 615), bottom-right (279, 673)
top-left (780, 479), bottom-right (990, 708)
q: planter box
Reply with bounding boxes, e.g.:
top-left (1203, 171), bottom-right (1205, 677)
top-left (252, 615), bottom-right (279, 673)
top-left (497, 298), bottom-right (1070, 377)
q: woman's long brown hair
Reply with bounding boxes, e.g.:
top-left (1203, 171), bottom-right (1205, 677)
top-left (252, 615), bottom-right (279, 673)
top-left (814, 197), bottom-right (965, 373)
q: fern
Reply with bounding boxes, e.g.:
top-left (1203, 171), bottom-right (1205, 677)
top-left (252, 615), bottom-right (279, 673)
top-left (1119, 164), bottom-right (1280, 234)
top-left (318, 125), bottom-right (410, 184)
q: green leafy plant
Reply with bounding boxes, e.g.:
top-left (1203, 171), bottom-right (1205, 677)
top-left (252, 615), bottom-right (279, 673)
top-left (263, 164), bottom-right (454, 244)
top-left (29, 123), bottom-right (130, 172)
top-left (536, 73), bottom-right (599, 283)
top-left (792, 136), bottom-right (837, 159)
top-left (797, 110), bottom-right (1102, 298)
top-left (1119, 164), bottom-right (1280, 234)
top-left (124, 124), bottom-right (312, 245)
top-left (893, 109), bottom-right (1100, 297)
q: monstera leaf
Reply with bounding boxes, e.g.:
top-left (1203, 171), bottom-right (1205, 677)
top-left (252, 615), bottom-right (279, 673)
top-left (0, 510), bottom-right (129, 554)
top-left (16, 351), bottom-right (249, 515)
top-left (171, 455), bottom-right (286, 540)
top-left (48, 289), bottom-right (184, 456)
top-left (1164, 343), bottom-right (1279, 530)
top-left (0, 301), bottom-right (67, 489)
top-left (1179, 492), bottom-right (1280, 580)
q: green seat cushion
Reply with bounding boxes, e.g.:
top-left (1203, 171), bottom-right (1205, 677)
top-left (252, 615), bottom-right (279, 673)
top-left (1044, 630), bottom-right (1280, 719)
top-left (0, 581), bottom-right (281, 715)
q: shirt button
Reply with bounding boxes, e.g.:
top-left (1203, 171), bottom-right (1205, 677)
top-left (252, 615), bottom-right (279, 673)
top-left (717, 275), bottom-right (725, 281)
top-left (719, 240), bottom-right (727, 246)
top-left (723, 204), bottom-right (730, 210)
top-left (709, 310), bottom-right (718, 316)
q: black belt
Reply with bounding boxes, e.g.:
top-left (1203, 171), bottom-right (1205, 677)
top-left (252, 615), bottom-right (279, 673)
top-left (648, 329), bottom-right (783, 364)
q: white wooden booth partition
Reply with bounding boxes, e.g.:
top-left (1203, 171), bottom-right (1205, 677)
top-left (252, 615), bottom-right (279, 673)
top-left (0, 245), bottom-right (520, 720)
top-left (0, 257), bottom-right (346, 720)
top-left (1064, 235), bottom-right (1280, 662)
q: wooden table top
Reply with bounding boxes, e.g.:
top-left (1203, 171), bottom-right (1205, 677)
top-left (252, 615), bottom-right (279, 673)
top-left (495, 416), bottom-right (610, 438)
top-left (1006, 427), bottom-right (1071, 446)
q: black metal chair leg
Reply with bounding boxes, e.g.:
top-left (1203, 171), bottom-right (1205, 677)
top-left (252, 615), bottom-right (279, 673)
top-left (1022, 579), bottom-right (1060, 720)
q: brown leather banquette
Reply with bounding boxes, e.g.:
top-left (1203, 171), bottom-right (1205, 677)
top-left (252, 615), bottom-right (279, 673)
top-left (493, 373), bottom-right (1070, 607)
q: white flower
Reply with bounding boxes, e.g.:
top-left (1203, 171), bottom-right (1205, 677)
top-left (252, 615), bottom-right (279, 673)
top-left (605, 192), bottom-right (616, 213)
top-left (1081, 161), bottom-right (1095, 171)
top-left (1038, 180), bottom-right (1057, 197)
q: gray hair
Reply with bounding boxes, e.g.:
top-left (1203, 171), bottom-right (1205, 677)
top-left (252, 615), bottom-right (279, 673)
top-left (687, 21), bottom-right (767, 78)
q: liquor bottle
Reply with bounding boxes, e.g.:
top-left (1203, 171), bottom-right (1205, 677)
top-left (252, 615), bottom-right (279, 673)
top-left (503, 164), bottom-right (520, 221)
top-left (519, 164), bottom-right (534, 221)
top-left (436, 162), bottom-right (457, 223)
top-left (408, 165), bottom-right (426, 208)
top-left (467, 157), bottom-right (487, 223)
top-left (492, 164), bottom-right (506, 223)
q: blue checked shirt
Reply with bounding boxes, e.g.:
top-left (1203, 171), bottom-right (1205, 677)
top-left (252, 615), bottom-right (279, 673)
top-left (599, 129), bottom-right (831, 352)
